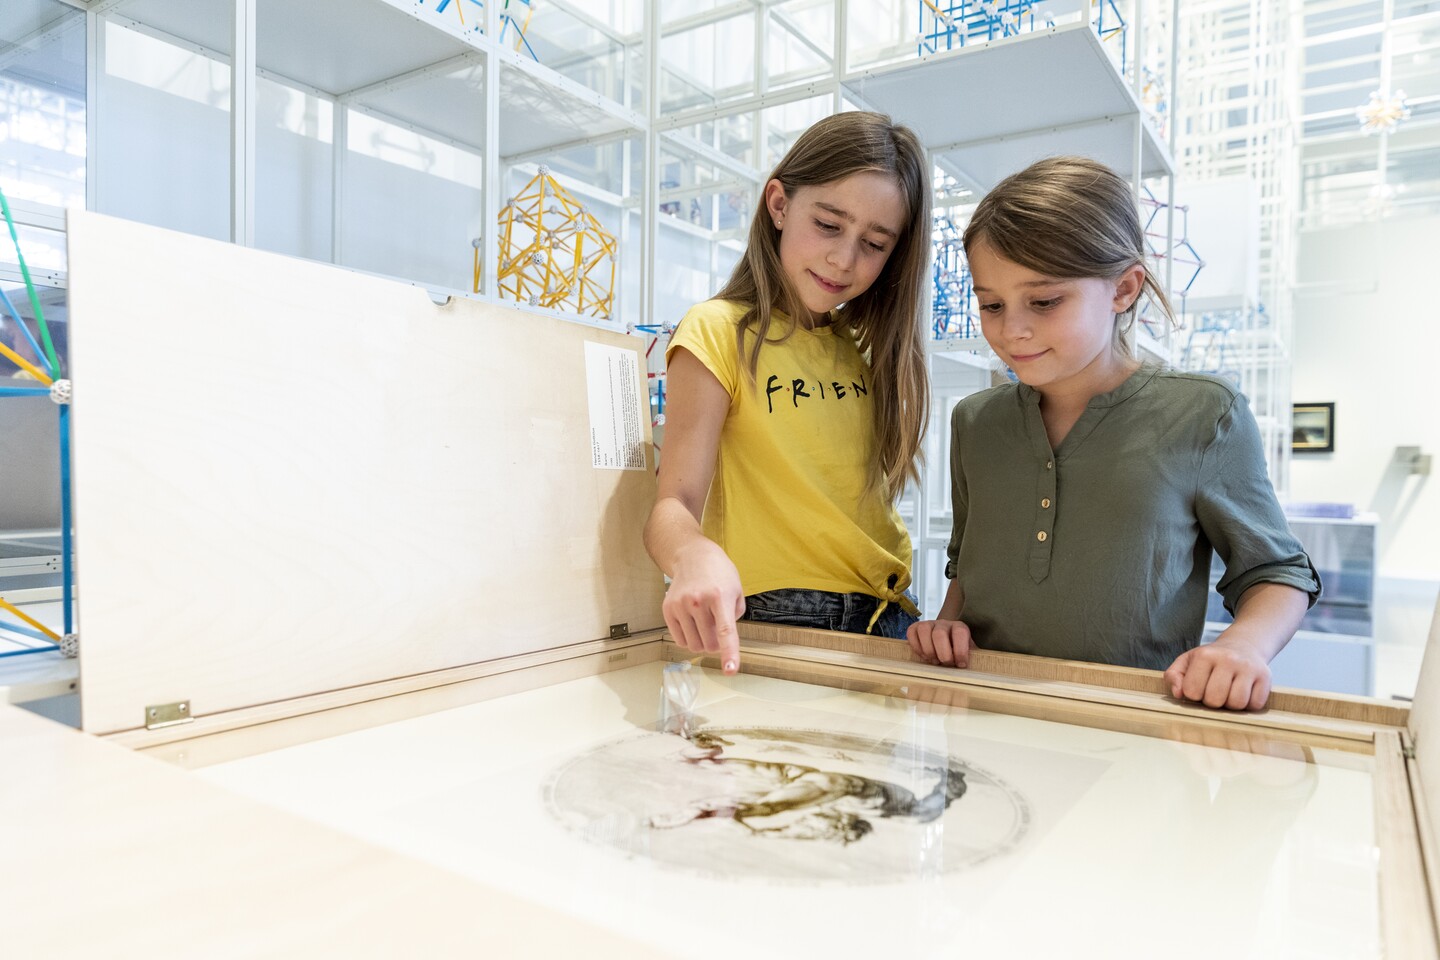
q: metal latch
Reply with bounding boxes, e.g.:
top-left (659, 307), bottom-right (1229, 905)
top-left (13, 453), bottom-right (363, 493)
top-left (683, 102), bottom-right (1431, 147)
top-left (145, 700), bottom-right (192, 730)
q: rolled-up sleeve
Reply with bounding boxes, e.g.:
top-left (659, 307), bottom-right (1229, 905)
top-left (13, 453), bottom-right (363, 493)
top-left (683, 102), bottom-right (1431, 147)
top-left (1196, 395), bottom-right (1322, 614)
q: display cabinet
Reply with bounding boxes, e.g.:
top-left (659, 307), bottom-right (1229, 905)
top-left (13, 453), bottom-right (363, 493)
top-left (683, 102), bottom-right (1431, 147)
top-left (3, 211), bottom-right (1436, 957)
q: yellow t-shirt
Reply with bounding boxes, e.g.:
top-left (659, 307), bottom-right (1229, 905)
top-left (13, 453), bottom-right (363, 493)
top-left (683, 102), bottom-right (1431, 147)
top-left (666, 299), bottom-right (913, 604)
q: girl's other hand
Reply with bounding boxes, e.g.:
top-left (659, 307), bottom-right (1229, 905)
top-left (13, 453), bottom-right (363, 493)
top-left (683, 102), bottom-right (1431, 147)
top-left (663, 541), bottom-right (746, 675)
top-left (1163, 639), bottom-right (1273, 711)
top-left (906, 618), bottom-right (974, 668)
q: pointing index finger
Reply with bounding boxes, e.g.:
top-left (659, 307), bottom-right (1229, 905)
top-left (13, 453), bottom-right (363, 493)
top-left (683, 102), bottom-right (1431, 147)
top-left (712, 596), bottom-right (740, 675)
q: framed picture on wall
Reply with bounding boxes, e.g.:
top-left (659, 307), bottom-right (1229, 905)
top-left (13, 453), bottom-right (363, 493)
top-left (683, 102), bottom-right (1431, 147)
top-left (1292, 402), bottom-right (1335, 453)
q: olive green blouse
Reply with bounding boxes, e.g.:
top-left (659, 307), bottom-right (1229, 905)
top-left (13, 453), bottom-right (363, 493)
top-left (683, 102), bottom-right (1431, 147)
top-left (945, 362), bottom-right (1321, 670)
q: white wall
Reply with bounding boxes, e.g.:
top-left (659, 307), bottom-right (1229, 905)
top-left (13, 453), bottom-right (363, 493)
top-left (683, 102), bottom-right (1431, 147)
top-left (1290, 214), bottom-right (1440, 582)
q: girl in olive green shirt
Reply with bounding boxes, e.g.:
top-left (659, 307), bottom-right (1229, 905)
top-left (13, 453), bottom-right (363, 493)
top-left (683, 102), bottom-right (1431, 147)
top-left (907, 158), bottom-right (1319, 711)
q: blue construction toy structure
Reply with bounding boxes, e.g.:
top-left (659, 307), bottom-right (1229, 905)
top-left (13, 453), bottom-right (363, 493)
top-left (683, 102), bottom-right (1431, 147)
top-left (0, 186), bottom-right (75, 661)
top-left (1139, 184), bottom-right (1205, 314)
top-left (931, 213), bottom-right (979, 340)
top-left (632, 323), bottom-right (673, 444)
top-left (918, 0), bottom-right (1130, 71)
top-left (422, 0), bottom-right (539, 60)
top-left (1178, 305), bottom-right (1265, 390)
top-left (930, 187), bottom-right (1204, 349)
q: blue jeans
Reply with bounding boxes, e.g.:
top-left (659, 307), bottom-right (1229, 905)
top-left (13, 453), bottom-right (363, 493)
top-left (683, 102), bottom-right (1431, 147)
top-left (740, 588), bottom-right (918, 640)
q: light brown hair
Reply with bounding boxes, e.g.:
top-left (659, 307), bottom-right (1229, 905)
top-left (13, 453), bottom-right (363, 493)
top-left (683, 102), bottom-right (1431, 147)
top-left (962, 156), bottom-right (1176, 356)
top-left (714, 111), bottom-right (931, 497)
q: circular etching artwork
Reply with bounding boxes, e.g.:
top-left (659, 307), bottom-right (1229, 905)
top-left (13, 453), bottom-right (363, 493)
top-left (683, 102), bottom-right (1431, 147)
top-left (544, 726), bottom-right (1030, 883)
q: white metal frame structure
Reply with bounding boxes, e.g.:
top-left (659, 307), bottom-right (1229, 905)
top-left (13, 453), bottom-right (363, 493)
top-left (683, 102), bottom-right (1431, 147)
top-left (1163, 0), bottom-right (1300, 492)
top-left (3, 0), bottom-right (1179, 627)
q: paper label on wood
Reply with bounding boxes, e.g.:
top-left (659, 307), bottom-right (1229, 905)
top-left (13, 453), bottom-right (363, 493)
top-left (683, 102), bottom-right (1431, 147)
top-left (584, 341), bottom-right (646, 470)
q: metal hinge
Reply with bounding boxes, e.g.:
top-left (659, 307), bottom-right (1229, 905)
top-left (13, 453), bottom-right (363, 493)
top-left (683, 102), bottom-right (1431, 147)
top-left (609, 622), bottom-right (630, 640)
top-left (1402, 741), bottom-right (1417, 761)
top-left (145, 700), bottom-right (193, 730)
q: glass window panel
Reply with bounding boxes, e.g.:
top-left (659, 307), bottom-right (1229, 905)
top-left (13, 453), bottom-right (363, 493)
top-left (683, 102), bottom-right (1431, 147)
top-left (0, 278), bottom-right (68, 379)
top-left (661, 13), bottom-right (755, 114)
top-left (757, 96), bottom-right (833, 171)
top-left (1303, 0), bottom-right (1383, 36)
top-left (660, 0), bottom-right (731, 22)
top-left (1391, 25), bottom-right (1440, 100)
top-left (98, 20), bottom-right (229, 241)
top-left (1304, 84), bottom-right (1379, 116)
top-left (0, 221), bottom-right (66, 276)
top-left (0, 3), bottom-right (86, 211)
top-left (668, 114), bottom-right (755, 170)
top-left (619, 207), bottom-right (640, 324)
top-left (652, 217), bottom-right (718, 324)
top-left (1301, 138), bottom-right (1381, 225)
top-left (105, 20), bottom-right (229, 107)
top-left (1303, 61), bottom-right (1380, 91)
top-left (1385, 126), bottom-right (1440, 214)
top-left (340, 111), bottom-right (483, 292)
top-left (766, 0), bottom-right (834, 88)
top-left (1305, 32), bottom-right (1383, 68)
top-left (1393, 0), bottom-right (1440, 18)
top-left (1302, 112), bottom-right (1366, 139)
top-left (517, 2), bottom-right (634, 107)
top-left (848, 0), bottom-right (924, 72)
top-left (346, 111), bottom-right (480, 183)
top-left (255, 77), bottom-right (333, 263)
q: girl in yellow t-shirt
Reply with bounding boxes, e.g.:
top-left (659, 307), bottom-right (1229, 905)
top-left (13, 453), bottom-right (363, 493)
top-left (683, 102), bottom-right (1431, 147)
top-left (644, 112), bottom-right (932, 675)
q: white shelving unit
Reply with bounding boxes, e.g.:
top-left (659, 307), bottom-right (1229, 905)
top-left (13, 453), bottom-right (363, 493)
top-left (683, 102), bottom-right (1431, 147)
top-left (841, 21), bottom-right (1173, 194)
top-left (7, 0), bottom-right (652, 327)
top-left (4, 0), bottom-right (1180, 625)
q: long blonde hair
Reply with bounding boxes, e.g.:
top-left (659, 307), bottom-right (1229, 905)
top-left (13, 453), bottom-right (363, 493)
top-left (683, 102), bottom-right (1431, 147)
top-left (714, 111), bottom-right (932, 498)
top-left (962, 156), bottom-right (1176, 356)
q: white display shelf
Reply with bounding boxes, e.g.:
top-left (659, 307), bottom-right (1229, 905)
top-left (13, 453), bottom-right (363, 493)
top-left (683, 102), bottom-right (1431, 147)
top-left (101, 0), bottom-right (646, 159)
top-left (0, 600), bottom-right (74, 705)
top-left (841, 22), bottom-right (1173, 193)
top-left (115, 0), bottom-right (468, 95)
top-left (0, 650), bottom-right (76, 704)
